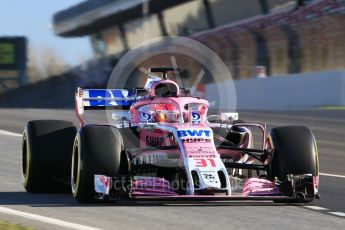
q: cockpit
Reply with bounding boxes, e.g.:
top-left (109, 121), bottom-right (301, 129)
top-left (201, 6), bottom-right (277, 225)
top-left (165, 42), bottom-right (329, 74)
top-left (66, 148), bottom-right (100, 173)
top-left (129, 67), bottom-right (209, 124)
top-left (134, 101), bottom-right (208, 124)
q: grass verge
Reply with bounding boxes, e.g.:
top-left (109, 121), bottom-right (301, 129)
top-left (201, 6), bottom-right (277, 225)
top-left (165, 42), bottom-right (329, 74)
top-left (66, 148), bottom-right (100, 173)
top-left (0, 221), bottom-right (34, 230)
top-left (317, 106), bottom-right (345, 110)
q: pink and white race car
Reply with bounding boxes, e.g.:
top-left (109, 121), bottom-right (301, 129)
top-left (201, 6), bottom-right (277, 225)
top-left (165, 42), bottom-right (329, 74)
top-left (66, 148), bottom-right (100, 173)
top-left (22, 67), bottom-right (320, 203)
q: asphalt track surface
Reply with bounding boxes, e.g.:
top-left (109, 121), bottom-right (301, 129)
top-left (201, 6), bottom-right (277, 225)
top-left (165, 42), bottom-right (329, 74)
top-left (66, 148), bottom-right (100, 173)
top-left (0, 109), bottom-right (344, 229)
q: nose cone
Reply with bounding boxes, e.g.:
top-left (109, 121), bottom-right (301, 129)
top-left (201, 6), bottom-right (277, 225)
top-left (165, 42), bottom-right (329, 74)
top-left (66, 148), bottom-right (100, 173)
top-left (199, 171), bottom-right (221, 190)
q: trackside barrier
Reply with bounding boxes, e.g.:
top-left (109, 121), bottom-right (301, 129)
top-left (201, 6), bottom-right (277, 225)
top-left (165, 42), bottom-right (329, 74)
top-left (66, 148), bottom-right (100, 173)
top-left (205, 70), bottom-right (345, 110)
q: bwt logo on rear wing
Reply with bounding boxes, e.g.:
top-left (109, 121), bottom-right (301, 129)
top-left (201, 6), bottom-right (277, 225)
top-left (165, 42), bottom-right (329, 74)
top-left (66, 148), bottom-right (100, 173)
top-left (76, 88), bottom-right (145, 111)
top-left (76, 88), bottom-right (147, 125)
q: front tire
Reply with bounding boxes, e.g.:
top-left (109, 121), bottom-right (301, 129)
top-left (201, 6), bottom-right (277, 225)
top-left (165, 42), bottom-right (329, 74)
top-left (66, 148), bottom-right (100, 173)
top-left (71, 125), bottom-right (129, 203)
top-left (268, 126), bottom-right (319, 203)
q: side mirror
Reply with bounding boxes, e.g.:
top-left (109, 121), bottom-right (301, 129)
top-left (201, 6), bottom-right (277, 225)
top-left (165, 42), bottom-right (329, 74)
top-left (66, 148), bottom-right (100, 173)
top-left (220, 113), bottom-right (239, 122)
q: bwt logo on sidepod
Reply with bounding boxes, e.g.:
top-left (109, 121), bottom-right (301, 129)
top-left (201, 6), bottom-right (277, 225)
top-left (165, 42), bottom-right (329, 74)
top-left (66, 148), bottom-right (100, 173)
top-left (177, 129), bottom-right (212, 143)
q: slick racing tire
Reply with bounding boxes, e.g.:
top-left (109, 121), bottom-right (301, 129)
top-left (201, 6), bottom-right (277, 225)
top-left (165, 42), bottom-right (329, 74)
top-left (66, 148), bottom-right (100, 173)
top-left (71, 125), bottom-right (130, 203)
top-left (268, 126), bottom-right (319, 203)
top-left (22, 120), bottom-right (77, 193)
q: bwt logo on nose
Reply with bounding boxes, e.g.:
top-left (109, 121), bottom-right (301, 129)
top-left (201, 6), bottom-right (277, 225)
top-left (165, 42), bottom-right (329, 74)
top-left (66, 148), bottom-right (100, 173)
top-left (177, 129), bottom-right (211, 138)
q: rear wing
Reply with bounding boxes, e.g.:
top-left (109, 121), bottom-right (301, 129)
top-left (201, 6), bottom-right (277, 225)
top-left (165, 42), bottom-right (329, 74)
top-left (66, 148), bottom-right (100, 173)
top-left (77, 88), bottom-right (138, 109)
top-left (75, 88), bottom-right (147, 124)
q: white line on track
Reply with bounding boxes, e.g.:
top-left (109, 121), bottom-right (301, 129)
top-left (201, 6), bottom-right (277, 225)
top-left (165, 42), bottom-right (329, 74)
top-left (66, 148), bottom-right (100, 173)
top-left (0, 128), bottom-right (101, 229)
top-left (0, 129), bottom-right (22, 137)
top-left (319, 173), bottom-right (345, 179)
top-left (0, 128), bottom-right (344, 224)
top-left (304, 206), bottom-right (329, 211)
top-left (0, 206), bottom-right (101, 230)
top-left (328, 212), bottom-right (345, 217)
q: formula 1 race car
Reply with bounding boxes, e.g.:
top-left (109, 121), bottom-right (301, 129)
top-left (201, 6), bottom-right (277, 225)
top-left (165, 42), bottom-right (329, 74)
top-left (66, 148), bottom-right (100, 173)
top-left (21, 67), bottom-right (320, 203)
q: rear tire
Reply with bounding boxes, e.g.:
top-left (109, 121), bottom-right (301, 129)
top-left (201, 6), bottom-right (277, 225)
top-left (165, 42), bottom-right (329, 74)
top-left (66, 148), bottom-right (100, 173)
top-left (268, 126), bottom-right (319, 203)
top-left (71, 125), bottom-right (129, 203)
top-left (22, 120), bottom-right (77, 193)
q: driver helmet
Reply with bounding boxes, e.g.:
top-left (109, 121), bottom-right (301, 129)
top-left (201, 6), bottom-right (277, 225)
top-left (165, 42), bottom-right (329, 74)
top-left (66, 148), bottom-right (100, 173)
top-left (154, 104), bottom-right (179, 123)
